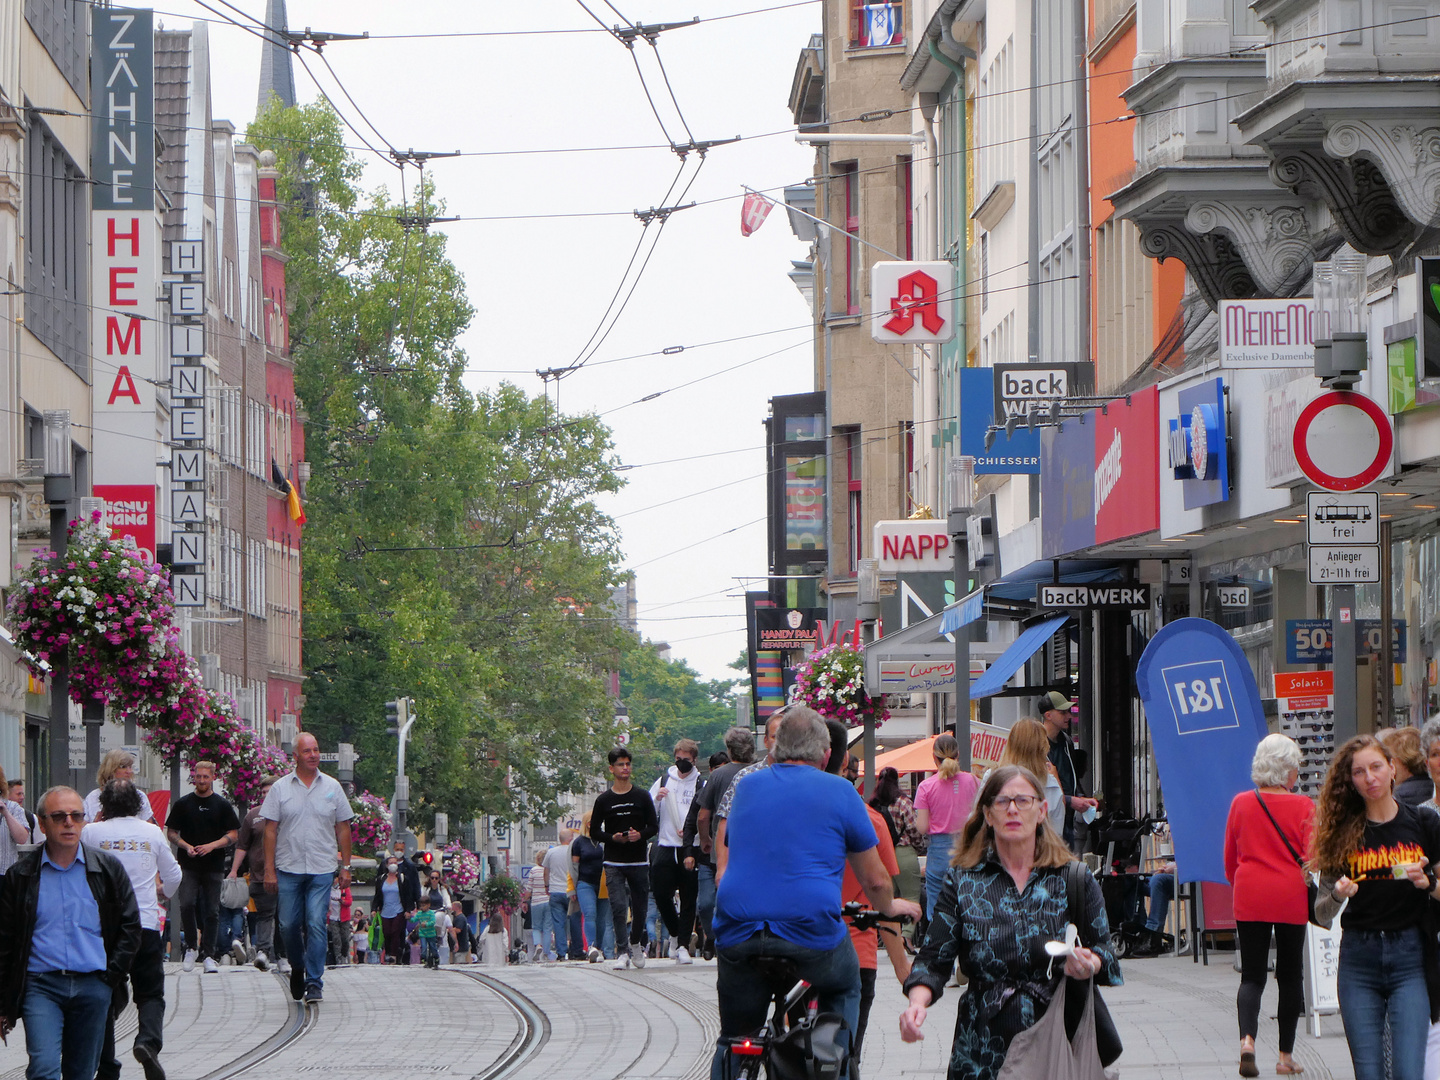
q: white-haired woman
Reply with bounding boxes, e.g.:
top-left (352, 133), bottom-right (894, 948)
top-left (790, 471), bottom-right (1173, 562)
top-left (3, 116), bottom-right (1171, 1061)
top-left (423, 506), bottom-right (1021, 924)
top-left (83, 749), bottom-right (152, 823)
top-left (1224, 733), bottom-right (1314, 1077)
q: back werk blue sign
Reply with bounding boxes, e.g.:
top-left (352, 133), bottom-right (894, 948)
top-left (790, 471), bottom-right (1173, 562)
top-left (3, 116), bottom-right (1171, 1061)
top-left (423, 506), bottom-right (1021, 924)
top-left (1135, 618), bottom-right (1268, 885)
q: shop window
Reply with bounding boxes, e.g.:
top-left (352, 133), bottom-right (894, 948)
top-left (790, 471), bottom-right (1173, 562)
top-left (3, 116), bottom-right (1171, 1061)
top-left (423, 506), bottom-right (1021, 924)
top-left (836, 163), bottom-right (860, 316)
top-left (25, 119), bottom-right (87, 377)
top-left (846, 430), bottom-right (862, 574)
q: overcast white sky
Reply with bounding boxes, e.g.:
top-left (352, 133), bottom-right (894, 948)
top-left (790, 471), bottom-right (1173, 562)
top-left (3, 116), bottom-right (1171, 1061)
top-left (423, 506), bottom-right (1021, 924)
top-left (175, 0), bottom-right (822, 683)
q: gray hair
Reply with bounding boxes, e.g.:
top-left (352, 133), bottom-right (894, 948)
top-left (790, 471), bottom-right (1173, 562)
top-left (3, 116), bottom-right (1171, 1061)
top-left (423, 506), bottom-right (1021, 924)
top-left (1251, 733), bottom-right (1301, 788)
top-left (723, 726), bottom-right (756, 764)
top-left (773, 707), bottom-right (829, 764)
top-left (1421, 716), bottom-right (1440, 756)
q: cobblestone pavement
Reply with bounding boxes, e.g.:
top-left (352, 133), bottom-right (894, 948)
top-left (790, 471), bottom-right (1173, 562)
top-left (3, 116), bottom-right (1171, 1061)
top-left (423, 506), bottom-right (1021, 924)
top-left (0, 950), bottom-right (1357, 1079)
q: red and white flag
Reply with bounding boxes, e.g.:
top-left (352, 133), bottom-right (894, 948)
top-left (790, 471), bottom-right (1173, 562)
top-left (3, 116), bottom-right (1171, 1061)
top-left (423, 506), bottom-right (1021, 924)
top-left (740, 191), bottom-right (774, 237)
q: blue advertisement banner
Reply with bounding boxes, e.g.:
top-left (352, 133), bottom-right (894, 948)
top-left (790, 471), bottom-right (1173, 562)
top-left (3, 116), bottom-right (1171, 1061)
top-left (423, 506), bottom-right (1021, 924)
top-left (959, 368), bottom-right (1041, 474)
top-left (1040, 418), bottom-right (1096, 559)
top-left (1284, 619), bottom-right (1407, 664)
top-left (1135, 619), bottom-right (1268, 885)
top-left (1172, 377), bottom-right (1230, 509)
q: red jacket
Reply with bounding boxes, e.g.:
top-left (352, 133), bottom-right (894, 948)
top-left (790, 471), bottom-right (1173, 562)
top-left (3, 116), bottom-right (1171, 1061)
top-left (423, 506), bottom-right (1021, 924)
top-left (1224, 790), bottom-right (1314, 924)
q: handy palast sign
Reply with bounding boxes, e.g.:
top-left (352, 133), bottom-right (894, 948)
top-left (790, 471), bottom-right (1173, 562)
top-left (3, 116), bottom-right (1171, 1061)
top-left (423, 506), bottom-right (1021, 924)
top-left (1037, 583), bottom-right (1151, 609)
top-left (874, 521), bottom-right (952, 573)
top-left (1219, 299), bottom-right (1315, 368)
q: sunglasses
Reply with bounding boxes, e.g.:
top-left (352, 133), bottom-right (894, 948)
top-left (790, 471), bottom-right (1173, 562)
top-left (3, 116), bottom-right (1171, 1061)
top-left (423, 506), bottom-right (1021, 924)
top-left (45, 811), bottom-right (85, 824)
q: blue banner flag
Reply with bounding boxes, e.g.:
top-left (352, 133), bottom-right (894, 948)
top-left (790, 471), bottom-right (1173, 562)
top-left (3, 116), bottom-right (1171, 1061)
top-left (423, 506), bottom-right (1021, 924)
top-left (1135, 618), bottom-right (1268, 885)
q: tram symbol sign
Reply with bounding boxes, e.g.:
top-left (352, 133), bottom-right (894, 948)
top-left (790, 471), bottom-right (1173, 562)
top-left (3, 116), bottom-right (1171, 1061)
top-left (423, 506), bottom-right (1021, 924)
top-left (1306, 491), bottom-right (1379, 545)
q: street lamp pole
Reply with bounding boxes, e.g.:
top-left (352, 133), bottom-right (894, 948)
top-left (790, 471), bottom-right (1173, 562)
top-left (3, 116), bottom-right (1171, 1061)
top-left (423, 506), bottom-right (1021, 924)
top-left (947, 457), bottom-right (975, 771)
top-left (42, 411), bottom-right (72, 789)
top-left (856, 557), bottom-right (880, 799)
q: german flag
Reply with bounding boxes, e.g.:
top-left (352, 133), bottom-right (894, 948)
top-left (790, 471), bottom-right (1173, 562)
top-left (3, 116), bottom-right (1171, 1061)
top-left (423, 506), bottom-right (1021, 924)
top-left (270, 459), bottom-right (307, 524)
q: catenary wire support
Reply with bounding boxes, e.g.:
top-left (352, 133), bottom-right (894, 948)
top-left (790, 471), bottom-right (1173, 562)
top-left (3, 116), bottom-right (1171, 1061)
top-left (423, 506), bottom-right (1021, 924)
top-left (633, 202), bottom-right (696, 225)
top-left (610, 17), bottom-right (700, 46)
top-left (281, 28), bottom-right (371, 50)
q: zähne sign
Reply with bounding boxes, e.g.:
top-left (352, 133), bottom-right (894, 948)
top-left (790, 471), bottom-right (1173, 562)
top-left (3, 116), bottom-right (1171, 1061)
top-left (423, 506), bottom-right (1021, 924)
top-left (1037, 584), bottom-right (1151, 609)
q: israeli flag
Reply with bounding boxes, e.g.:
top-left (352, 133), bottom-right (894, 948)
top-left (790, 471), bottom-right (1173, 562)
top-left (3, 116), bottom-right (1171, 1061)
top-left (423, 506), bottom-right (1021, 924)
top-left (864, 4), bottom-right (899, 46)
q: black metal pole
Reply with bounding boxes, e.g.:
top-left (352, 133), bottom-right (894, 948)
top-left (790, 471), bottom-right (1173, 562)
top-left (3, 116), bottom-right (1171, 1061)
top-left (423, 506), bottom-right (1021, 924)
top-left (45, 485), bottom-right (70, 790)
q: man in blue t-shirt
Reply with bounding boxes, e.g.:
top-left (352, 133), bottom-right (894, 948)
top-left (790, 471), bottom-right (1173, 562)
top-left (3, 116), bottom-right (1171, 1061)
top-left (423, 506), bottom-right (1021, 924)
top-left (711, 707), bottom-right (921, 1078)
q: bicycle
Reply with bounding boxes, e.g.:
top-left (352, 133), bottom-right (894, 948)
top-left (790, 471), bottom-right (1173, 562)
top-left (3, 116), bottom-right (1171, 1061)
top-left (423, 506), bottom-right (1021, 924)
top-left (724, 902), bottom-right (911, 1080)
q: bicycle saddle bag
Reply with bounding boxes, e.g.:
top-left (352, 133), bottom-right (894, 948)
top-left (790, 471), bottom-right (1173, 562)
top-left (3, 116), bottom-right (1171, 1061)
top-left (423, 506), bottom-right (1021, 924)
top-left (768, 1013), bottom-right (851, 1080)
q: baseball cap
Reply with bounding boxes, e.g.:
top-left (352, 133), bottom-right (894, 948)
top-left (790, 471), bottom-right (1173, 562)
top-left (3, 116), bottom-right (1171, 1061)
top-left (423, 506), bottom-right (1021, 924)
top-left (1043, 690), bottom-right (1074, 713)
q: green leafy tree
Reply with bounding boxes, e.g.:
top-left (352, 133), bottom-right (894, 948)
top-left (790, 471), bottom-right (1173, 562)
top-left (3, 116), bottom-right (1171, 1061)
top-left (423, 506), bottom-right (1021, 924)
top-left (248, 101), bottom-right (629, 827)
top-left (620, 640), bottom-right (739, 785)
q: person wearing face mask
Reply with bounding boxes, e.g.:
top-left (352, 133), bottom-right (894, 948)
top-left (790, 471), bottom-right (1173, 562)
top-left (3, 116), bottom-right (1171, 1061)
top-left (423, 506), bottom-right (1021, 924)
top-left (649, 738), bottom-right (703, 965)
top-left (373, 857), bottom-right (410, 964)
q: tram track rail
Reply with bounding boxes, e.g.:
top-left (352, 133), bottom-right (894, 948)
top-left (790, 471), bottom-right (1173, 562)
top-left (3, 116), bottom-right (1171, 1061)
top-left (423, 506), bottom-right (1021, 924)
top-left (195, 980), bottom-right (318, 1080)
top-left (452, 968), bottom-right (551, 1080)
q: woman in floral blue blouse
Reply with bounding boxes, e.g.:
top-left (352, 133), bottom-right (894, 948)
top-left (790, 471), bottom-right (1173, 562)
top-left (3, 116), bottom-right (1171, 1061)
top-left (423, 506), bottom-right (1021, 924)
top-left (898, 764), bottom-right (1123, 1080)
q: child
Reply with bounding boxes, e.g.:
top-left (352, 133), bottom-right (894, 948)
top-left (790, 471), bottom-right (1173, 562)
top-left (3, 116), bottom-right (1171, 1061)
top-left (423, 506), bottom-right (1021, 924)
top-left (413, 896), bottom-right (440, 969)
top-left (352, 913), bottom-right (369, 965)
top-left (480, 912), bottom-right (509, 967)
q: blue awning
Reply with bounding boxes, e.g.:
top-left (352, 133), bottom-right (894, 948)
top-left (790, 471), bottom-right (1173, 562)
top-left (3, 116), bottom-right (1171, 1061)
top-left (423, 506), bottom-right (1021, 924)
top-left (969, 614), bottom-right (1069, 699)
top-left (938, 588), bottom-right (985, 636)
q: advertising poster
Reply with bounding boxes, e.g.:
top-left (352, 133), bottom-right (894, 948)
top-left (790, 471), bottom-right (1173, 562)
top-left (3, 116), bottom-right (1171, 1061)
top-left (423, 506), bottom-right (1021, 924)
top-left (1274, 671), bottom-right (1334, 799)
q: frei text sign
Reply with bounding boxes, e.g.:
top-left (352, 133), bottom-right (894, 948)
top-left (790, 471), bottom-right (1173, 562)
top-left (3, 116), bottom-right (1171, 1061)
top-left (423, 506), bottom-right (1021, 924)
top-left (1037, 584), bottom-right (1151, 610)
top-left (874, 521), bottom-right (952, 573)
top-left (1306, 491), bottom-right (1379, 545)
top-left (870, 262), bottom-right (955, 344)
top-left (1219, 299), bottom-right (1315, 368)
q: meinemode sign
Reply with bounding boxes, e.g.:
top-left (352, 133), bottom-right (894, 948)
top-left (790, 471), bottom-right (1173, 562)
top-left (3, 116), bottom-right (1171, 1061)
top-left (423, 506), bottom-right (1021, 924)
top-left (1219, 299), bottom-right (1315, 368)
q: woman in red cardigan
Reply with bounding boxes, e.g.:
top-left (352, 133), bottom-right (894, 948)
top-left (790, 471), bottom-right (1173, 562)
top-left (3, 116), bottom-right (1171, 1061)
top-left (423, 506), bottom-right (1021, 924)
top-left (1225, 733), bottom-right (1314, 1078)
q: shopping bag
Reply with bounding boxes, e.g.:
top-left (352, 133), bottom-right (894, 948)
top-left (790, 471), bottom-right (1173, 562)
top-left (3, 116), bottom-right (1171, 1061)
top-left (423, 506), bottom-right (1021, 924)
top-left (994, 977), bottom-right (1107, 1080)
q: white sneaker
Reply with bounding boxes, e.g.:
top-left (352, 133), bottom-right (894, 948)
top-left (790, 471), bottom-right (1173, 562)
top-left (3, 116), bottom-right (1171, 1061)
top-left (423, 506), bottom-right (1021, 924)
top-left (253, 952), bottom-right (270, 972)
top-left (611, 953), bottom-right (631, 970)
top-left (277, 958), bottom-right (291, 975)
top-left (632, 948), bottom-right (646, 969)
top-left (203, 956), bottom-right (218, 974)
top-left (231, 940), bottom-right (249, 965)
top-left (675, 945), bottom-right (693, 965)
top-left (587, 946), bottom-right (602, 963)
top-left (182, 949), bottom-right (197, 972)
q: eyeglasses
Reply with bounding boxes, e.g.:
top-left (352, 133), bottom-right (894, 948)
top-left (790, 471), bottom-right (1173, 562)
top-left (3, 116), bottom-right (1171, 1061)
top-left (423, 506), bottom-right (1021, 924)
top-left (992, 795), bottom-right (1039, 811)
top-left (44, 811), bottom-right (85, 824)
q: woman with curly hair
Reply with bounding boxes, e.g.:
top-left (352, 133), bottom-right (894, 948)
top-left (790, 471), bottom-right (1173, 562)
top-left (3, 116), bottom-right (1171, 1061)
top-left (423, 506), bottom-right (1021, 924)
top-left (1311, 734), bottom-right (1440, 1080)
top-left (898, 764), bottom-right (1122, 1080)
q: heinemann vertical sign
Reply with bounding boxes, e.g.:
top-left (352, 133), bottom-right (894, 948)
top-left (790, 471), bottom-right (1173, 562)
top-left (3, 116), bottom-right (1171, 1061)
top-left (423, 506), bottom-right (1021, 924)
top-left (91, 7), bottom-right (160, 560)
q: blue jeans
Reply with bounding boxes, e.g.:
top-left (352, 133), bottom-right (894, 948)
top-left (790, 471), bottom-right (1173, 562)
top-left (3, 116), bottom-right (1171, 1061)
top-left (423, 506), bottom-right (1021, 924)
top-left (575, 881), bottom-right (604, 954)
top-left (546, 893), bottom-right (570, 959)
top-left (1339, 926), bottom-right (1430, 1080)
top-left (1144, 872), bottom-right (1175, 932)
top-left (697, 863), bottom-right (717, 946)
top-left (711, 930), bottom-right (860, 1080)
top-left (22, 970), bottom-right (111, 1080)
top-left (419, 936), bottom-right (439, 965)
top-left (277, 871), bottom-right (333, 994)
top-left (596, 897), bottom-right (614, 957)
top-left (216, 905), bottom-right (247, 956)
top-left (924, 833), bottom-right (953, 920)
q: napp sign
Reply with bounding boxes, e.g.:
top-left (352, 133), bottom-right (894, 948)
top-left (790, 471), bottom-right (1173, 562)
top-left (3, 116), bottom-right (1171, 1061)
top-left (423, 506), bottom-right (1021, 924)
top-left (1135, 619), bottom-right (1267, 884)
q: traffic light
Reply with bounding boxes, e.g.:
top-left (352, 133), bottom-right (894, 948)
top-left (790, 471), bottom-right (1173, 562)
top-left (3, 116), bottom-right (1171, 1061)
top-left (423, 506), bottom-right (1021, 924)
top-left (385, 699), bottom-right (401, 734)
top-left (415, 849), bottom-right (435, 869)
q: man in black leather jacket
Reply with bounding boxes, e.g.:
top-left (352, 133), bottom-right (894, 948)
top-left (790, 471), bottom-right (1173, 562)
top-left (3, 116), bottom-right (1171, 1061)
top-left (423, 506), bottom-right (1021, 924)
top-left (0, 786), bottom-right (141, 1080)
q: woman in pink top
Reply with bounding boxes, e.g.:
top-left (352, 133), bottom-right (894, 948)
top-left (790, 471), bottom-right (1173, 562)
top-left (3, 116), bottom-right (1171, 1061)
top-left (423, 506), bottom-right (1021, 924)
top-left (914, 733), bottom-right (981, 918)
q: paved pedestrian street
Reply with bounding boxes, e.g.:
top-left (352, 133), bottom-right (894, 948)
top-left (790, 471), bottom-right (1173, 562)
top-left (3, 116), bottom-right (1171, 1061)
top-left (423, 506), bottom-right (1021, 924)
top-left (0, 951), bottom-right (1359, 1079)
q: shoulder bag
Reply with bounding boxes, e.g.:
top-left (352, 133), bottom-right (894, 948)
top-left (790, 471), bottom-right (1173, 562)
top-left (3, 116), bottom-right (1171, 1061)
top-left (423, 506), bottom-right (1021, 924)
top-left (1252, 789), bottom-right (1322, 927)
top-left (1061, 861), bottom-right (1123, 1068)
top-left (996, 973), bottom-right (1107, 1080)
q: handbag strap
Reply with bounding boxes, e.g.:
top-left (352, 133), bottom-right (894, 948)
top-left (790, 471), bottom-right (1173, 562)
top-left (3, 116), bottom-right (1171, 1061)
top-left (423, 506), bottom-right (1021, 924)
top-left (1253, 789), bottom-right (1305, 870)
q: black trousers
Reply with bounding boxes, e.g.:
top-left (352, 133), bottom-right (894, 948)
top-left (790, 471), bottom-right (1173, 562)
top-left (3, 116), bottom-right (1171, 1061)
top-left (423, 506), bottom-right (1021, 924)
top-left (1237, 920), bottom-right (1306, 1053)
top-left (854, 965), bottom-right (877, 1063)
top-left (650, 845), bottom-right (698, 944)
top-left (605, 864), bottom-right (651, 953)
top-left (97, 928), bottom-right (165, 1080)
top-left (177, 868), bottom-right (223, 959)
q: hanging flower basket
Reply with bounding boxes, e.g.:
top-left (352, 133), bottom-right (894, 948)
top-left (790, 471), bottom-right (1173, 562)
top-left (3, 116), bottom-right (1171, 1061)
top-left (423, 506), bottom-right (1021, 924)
top-left (349, 791), bottom-right (393, 855)
top-left (6, 510), bottom-right (279, 804)
top-left (793, 642), bottom-right (890, 727)
top-left (442, 842), bottom-right (481, 892)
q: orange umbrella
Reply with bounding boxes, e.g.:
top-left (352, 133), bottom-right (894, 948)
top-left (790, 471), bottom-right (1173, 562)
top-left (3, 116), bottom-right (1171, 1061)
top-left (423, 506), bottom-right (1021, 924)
top-left (858, 735), bottom-right (940, 776)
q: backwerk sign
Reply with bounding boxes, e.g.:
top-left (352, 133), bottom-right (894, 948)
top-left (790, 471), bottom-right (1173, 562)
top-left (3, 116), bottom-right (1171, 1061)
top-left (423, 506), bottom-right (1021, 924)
top-left (1136, 619), bottom-right (1268, 884)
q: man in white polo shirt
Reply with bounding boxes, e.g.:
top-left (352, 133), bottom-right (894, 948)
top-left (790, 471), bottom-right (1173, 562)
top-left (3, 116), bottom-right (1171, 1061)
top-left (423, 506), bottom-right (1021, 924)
top-left (261, 733), bottom-right (353, 1005)
top-left (82, 780), bottom-right (181, 1080)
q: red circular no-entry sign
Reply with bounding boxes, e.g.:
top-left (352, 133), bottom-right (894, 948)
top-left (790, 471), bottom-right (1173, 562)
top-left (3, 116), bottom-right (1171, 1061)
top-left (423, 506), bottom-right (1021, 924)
top-left (1292, 391), bottom-right (1393, 492)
